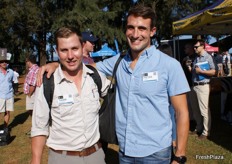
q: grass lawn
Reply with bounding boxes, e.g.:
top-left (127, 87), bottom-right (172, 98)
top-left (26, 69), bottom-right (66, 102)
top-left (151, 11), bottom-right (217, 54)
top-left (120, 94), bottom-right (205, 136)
top-left (0, 75), bottom-right (231, 164)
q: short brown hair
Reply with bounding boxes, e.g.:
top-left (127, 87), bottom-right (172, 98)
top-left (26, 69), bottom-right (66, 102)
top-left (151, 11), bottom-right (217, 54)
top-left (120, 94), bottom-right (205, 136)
top-left (54, 26), bottom-right (82, 46)
top-left (127, 4), bottom-right (157, 29)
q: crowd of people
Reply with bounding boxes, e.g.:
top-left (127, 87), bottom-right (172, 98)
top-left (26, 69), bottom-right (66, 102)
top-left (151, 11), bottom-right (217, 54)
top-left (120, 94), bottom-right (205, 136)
top-left (0, 3), bottom-right (232, 164)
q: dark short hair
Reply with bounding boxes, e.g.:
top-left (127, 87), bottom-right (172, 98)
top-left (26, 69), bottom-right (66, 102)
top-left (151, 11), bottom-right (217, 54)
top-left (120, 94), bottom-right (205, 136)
top-left (194, 39), bottom-right (205, 48)
top-left (26, 54), bottom-right (37, 64)
top-left (127, 4), bottom-right (157, 29)
top-left (54, 26), bottom-right (82, 46)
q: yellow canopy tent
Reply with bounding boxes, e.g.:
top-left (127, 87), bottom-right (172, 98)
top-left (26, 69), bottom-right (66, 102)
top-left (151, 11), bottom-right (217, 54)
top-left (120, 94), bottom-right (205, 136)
top-left (173, 0), bottom-right (232, 35)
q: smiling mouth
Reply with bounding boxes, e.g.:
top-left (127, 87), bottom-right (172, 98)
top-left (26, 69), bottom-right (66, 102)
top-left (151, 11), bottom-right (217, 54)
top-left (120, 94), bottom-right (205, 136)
top-left (67, 60), bottom-right (76, 65)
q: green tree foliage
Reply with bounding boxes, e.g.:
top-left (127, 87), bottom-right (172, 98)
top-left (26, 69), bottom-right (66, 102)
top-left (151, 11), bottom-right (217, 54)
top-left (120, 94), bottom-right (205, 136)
top-left (0, 0), bottom-right (217, 65)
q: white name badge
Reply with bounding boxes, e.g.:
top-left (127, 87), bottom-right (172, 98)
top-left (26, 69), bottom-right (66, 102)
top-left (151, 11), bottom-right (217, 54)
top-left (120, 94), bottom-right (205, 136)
top-left (143, 71), bottom-right (158, 81)
top-left (58, 94), bottom-right (74, 105)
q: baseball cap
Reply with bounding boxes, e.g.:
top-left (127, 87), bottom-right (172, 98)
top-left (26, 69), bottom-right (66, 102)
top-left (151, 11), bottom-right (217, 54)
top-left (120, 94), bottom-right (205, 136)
top-left (82, 31), bottom-right (98, 42)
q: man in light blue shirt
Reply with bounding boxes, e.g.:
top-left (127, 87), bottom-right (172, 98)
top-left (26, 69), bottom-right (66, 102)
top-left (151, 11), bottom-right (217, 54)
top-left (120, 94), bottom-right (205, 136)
top-left (38, 4), bottom-right (190, 164)
top-left (96, 4), bottom-right (190, 164)
top-left (0, 52), bottom-right (14, 130)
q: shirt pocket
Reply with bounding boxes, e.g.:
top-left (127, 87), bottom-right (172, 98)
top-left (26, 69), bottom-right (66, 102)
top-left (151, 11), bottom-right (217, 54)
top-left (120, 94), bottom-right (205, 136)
top-left (51, 95), bottom-right (72, 119)
top-left (88, 84), bottom-right (100, 101)
top-left (85, 84), bottom-right (100, 112)
top-left (140, 79), bottom-right (167, 96)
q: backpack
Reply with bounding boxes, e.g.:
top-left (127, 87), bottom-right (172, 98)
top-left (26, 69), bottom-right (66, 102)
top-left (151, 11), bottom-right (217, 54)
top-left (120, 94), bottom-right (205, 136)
top-left (0, 128), bottom-right (11, 146)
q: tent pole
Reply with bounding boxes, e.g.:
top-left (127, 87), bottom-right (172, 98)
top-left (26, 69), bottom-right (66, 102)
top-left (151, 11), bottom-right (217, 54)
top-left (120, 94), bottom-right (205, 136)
top-left (173, 36), bottom-right (177, 59)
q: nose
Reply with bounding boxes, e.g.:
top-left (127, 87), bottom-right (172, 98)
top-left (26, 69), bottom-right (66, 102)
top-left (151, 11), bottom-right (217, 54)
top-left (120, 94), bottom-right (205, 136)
top-left (67, 50), bottom-right (74, 59)
top-left (132, 28), bottom-right (139, 38)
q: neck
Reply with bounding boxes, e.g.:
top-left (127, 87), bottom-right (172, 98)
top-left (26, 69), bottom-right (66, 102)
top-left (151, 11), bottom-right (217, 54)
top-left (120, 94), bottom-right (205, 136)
top-left (62, 64), bottom-right (83, 95)
top-left (199, 50), bottom-right (206, 56)
top-left (0, 67), bottom-right (7, 74)
top-left (62, 64), bottom-right (83, 81)
top-left (83, 50), bottom-right (90, 58)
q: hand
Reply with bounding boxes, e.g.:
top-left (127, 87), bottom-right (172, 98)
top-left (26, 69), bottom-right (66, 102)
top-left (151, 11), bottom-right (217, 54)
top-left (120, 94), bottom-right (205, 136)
top-left (36, 62), bottom-right (59, 86)
top-left (195, 66), bottom-right (202, 74)
top-left (185, 60), bottom-right (192, 67)
top-left (171, 160), bottom-right (179, 164)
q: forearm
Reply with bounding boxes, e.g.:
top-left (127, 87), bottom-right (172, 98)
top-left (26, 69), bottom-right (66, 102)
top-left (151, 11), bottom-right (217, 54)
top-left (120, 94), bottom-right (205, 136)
top-left (200, 69), bottom-right (216, 77)
top-left (175, 109), bottom-right (189, 156)
top-left (171, 94), bottom-right (189, 156)
top-left (31, 135), bottom-right (46, 164)
top-left (28, 86), bottom-right (36, 97)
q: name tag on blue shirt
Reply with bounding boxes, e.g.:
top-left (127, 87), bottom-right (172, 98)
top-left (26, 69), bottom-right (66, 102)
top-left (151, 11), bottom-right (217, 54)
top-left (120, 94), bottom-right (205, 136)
top-left (58, 94), bottom-right (74, 105)
top-left (143, 71), bottom-right (158, 81)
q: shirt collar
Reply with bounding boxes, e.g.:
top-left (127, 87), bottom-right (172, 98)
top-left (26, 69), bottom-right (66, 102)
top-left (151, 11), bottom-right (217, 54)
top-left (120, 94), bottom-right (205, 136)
top-left (200, 51), bottom-right (209, 58)
top-left (29, 64), bottom-right (38, 71)
top-left (126, 45), bottom-right (157, 60)
top-left (56, 64), bottom-right (93, 84)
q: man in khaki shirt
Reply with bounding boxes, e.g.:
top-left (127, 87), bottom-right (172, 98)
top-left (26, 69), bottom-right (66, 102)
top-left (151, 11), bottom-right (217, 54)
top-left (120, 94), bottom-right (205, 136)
top-left (31, 27), bottom-right (110, 164)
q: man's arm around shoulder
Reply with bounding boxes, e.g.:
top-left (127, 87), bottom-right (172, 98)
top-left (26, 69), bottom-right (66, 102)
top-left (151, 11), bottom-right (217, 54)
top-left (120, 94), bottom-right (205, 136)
top-left (37, 62), bottom-right (59, 86)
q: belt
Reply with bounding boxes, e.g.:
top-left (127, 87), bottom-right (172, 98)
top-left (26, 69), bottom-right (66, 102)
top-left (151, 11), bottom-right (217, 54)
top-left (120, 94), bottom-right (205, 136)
top-left (193, 82), bottom-right (210, 86)
top-left (50, 141), bottom-right (102, 157)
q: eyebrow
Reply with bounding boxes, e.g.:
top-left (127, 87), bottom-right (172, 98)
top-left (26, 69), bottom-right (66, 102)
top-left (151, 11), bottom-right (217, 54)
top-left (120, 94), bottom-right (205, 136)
top-left (126, 25), bottom-right (148, 30)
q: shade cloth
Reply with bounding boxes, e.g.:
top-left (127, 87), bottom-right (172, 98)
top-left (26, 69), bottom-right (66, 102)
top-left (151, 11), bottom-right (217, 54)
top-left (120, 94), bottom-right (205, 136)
top-left (173, 0), bottom-right (232, 35)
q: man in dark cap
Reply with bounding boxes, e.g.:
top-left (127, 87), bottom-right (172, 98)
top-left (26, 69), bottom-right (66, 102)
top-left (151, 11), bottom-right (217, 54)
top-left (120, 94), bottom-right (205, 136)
top-left (82, 31), bottom-right (98, 64)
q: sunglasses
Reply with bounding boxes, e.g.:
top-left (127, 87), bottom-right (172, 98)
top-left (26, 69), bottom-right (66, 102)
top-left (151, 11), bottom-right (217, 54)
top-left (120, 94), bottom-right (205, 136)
top-left (0, 60), bottom-right (8, 64)
top-left (194, 45), bottom-right (202, 49)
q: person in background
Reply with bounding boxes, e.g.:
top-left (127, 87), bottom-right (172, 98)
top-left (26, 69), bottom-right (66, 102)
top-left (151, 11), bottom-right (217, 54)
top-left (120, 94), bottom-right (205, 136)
top-left (31, 26), bottom-right (110, 164)
top-left (13, 67), bottom-right (19, 95)
top-left (23, 54), bottom-right (39, 135)
top-left (158, 43), bottom-right (173, 57)
top-left (82, 31), bottom-right (98, 64)
top-left (38, 4), bottom-right (190, 164)
top-left (222, 50), bottom-right (231, 76)
top-left (182, 42), bottom-right (202, 135)
top-left (214, 52), bottom-right (223, 77)
top-left (158, 43), bottom-right (177, 158)
top-left (191, 39), bottom-right (216, 140)
top-left (0, 52), bottom-right (14, 132)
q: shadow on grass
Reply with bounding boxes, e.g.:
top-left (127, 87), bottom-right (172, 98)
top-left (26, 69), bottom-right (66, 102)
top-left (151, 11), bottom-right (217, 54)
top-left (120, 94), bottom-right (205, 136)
top-left (105, 148), bottom-right (119, 164)
top-left (14, 98), bottom-right (21, 103)
top-left (209, 92), bottom-right (232, 152)
top-left (14, 91), bottom-right (24, 96)
top-left (8, 111), bottom-right (30, 130)
top-left (8, 135), bottom-right (16, 145)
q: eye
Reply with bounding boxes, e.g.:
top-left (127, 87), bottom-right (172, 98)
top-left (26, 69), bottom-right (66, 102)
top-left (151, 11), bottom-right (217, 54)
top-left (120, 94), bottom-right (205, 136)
top-left (138, 26), bottom-right (147, 31)
top-left (126, 25), bottom-right (134, 30)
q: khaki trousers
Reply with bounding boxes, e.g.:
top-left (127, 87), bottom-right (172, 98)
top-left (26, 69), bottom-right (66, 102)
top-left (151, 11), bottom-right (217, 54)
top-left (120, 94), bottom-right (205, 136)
top-left (48, 148), bottom-right (105, 164)
top-left (187, 88), bottom-right (203, 132)
top-left (193, 84), bottom-right (211, 136)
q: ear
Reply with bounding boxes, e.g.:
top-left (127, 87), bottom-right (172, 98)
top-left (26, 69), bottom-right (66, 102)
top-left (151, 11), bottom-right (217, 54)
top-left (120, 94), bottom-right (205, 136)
top-left (150, 27), bottom-right (156, 37)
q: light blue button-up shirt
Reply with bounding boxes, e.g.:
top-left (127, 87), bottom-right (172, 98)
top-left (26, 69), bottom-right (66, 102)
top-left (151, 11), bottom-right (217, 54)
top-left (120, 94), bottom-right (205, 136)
top-left (97, 46), bottom-right (190, 157)
top-left (0, 68), bottom-right (14, 99)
